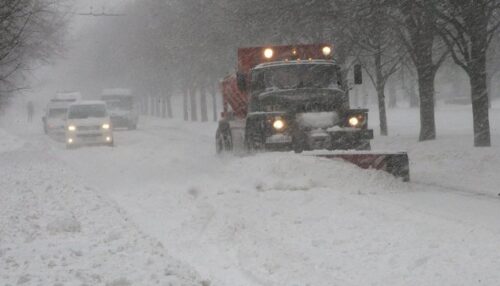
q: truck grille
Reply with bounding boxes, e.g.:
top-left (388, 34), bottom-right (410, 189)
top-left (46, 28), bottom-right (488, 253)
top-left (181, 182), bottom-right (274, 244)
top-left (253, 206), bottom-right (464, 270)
top-left (295, 102), bottom-right (337, 113)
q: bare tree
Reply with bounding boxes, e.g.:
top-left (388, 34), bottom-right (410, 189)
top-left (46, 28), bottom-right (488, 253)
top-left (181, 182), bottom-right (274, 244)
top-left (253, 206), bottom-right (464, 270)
top-left (352, 0), bottom-right (404, 136)
top-left (394, 0), bottom-right (449, 141)
top-left (425, 0), bottom-right (500, 147)
top-left (0, 0), bottom-right (68, 96)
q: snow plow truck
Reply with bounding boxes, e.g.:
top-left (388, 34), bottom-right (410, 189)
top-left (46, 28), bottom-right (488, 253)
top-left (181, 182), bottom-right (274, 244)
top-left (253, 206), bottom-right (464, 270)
top-left (216, 44), bottom-right (409, 181)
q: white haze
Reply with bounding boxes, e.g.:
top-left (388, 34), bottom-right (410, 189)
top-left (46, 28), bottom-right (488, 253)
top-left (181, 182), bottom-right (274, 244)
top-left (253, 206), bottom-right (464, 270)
top-left (1, 1), bottom-right (500, 286)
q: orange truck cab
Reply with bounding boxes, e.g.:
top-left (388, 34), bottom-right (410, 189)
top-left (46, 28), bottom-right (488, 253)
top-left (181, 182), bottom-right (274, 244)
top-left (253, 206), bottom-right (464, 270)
top-left (216, 44), bottom-right (374, 153)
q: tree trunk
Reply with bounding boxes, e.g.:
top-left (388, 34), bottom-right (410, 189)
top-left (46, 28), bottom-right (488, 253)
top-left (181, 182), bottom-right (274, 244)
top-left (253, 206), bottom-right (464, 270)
top-left (388, 83), bottom-right (397, 108)
top-left (189, 86), bottom-right (198, 121)
top-left (157, 97), bottom-right (161, 117)
top-left (375, 52), bottom-right (388, 136)
top-left (211, 82), bottom-right (218, 122)
top-left (166, 94), bottom-right (173, 118)
top-left (376, 85), bottom-right (388, 136)
top-left (469, 52), bottom-right (491, 147)
top-left (150, 96), bottom-right (155, 116)
top-left (183, 88), bottom-right (189, 121)
top-left (161, 97), bottom-right (166, 118)
top-left (141, 97), bottom-right (147, 115)
top-left (416, 64), bottom-right (436, 141)
top-left (200, 84), bottom-right (208, 122)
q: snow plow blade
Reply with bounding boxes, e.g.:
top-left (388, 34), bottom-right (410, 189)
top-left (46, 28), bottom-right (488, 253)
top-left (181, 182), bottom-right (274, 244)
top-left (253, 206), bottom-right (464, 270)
top-left (314, 152), bottom-right (410, 182)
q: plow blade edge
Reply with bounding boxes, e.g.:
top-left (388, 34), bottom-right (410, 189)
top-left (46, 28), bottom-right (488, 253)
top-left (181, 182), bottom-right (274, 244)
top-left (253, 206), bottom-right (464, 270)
top-left (314, 152), bottom-right (410, 182)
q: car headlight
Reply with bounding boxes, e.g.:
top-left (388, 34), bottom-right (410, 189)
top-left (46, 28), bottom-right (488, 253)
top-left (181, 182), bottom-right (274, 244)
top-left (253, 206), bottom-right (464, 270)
top-left (102, 123), bottom-right (110, 130)
top-left (273, 119), bottom-right (285, 130)
top-left (348, 116), bottom-right (360, 127)
top-left (68, 125), bottom-right (76, 131)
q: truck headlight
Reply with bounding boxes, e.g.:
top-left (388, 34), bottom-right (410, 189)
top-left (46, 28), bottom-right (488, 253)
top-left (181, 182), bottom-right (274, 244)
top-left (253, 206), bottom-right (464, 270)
top-left (68, 125), bottom-right (76, 131)
top-left (348, 117), bottom-right (360, 127)
top-left (273, 119), bottom-right (285, 130)
top-left (264, 48), bottom-right (274, 59)
top-left (322, 46), bottom-right (332, 56)
top-left (102, 123), bottom-right (110, 130)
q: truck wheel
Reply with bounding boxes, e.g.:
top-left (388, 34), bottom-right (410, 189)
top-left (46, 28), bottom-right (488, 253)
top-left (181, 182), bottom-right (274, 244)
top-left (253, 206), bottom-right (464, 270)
top-left (216, 128), bottom-right (232, 154)
top-left (293, 143), bottom-right (304, 154)
top-left (245, 130), bottom-right (264, 152)
top-left (292, 134), bottom-right (306, 154)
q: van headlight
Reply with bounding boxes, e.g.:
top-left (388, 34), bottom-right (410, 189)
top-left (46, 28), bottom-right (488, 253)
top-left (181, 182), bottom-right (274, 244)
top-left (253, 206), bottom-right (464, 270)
top-left (68, 125), bottom-right (76, 131)
top-left (102, 123), bottom-right (110, 130)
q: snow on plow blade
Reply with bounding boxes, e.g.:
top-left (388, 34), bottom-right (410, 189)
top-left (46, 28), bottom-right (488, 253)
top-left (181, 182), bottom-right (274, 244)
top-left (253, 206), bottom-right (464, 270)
top-left (314, 152), bottom-right (410, 182)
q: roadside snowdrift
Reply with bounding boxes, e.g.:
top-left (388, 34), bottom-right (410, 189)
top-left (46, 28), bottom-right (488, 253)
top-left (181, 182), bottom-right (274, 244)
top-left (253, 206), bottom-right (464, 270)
top-left (0, 131), bottom-right (203, 286)
top-left (0, 128), bottom-right (25, 153)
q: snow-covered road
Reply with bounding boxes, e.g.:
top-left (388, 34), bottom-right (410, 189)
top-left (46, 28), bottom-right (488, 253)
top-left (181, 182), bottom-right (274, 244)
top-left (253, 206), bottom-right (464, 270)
top-left (2, 104), bottom-right (500, 285)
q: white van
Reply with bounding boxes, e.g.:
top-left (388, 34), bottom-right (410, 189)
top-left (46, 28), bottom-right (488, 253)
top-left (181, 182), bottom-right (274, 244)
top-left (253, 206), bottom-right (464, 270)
top-left (65, 101), bottom-right (114, 149)
top-left (43, 101), bottom-right (71, 136)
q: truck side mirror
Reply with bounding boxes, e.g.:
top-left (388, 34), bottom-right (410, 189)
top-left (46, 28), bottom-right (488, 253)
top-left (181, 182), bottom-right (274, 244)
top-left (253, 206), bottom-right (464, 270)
top-left (354, 64), bottom-right (363, 85)
top-left (237, 72), bottom-right (247, 92)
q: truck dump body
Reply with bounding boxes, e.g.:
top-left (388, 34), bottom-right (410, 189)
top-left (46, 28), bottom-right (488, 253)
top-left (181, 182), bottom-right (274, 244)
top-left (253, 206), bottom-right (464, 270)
top-left (221, 74), bottom-right (248, 119)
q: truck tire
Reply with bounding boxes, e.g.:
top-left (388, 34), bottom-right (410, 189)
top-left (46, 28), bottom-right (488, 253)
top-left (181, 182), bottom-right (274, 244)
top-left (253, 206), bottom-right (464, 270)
top-left (245, 129), bottom-right (264, 152)
top-left (216, 128), bottom-right (232, 154)
top-left (293, 142), bottom-right (304, 154)
top-left (292, 133), bottom-right (306, 154)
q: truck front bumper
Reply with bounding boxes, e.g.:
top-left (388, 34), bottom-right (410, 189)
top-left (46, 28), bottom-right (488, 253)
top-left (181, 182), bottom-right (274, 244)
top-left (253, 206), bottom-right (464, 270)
top-left (265, 128), bottom-right (374, 151)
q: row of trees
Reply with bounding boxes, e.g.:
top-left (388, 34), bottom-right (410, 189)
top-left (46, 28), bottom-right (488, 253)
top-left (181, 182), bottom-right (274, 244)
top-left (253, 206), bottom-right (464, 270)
top-left (0, 0), bottom-right (68, 100)
top-left (70, 0), bottom-right (500, 147)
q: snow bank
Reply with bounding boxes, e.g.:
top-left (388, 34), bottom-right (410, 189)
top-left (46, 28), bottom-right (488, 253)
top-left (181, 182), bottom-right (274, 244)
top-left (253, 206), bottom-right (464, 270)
top-left (0, 137), bottom-right (204, 286)
top-left (3, 100), bottom-right (500, 286)
top-left (0, 128), bottom-right (24, 153)
top-left (370, 105), bottom-right (500, 197)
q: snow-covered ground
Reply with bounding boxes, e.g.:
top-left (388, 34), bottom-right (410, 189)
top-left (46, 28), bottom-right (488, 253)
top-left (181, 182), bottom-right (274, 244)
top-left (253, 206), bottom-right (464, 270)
top-left (1, 99), bottom-right (500, 286)
top-left (0, 111), bottom-right (204, 285)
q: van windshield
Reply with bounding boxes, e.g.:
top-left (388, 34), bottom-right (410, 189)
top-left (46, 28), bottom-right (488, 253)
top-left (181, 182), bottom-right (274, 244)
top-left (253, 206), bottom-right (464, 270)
top-left (68, 104), bottom-right (106, 119)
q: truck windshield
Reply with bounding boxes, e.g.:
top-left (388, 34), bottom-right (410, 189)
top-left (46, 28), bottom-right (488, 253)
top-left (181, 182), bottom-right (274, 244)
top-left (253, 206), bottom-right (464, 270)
top-left (68, 105), bottom-right (107, 119)
top-left (48, 108), bottom-right (67, 118)
top-left (102, 96), bottom-right (134, 110)
top-left (251, 64), bottom-right (339, 92)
